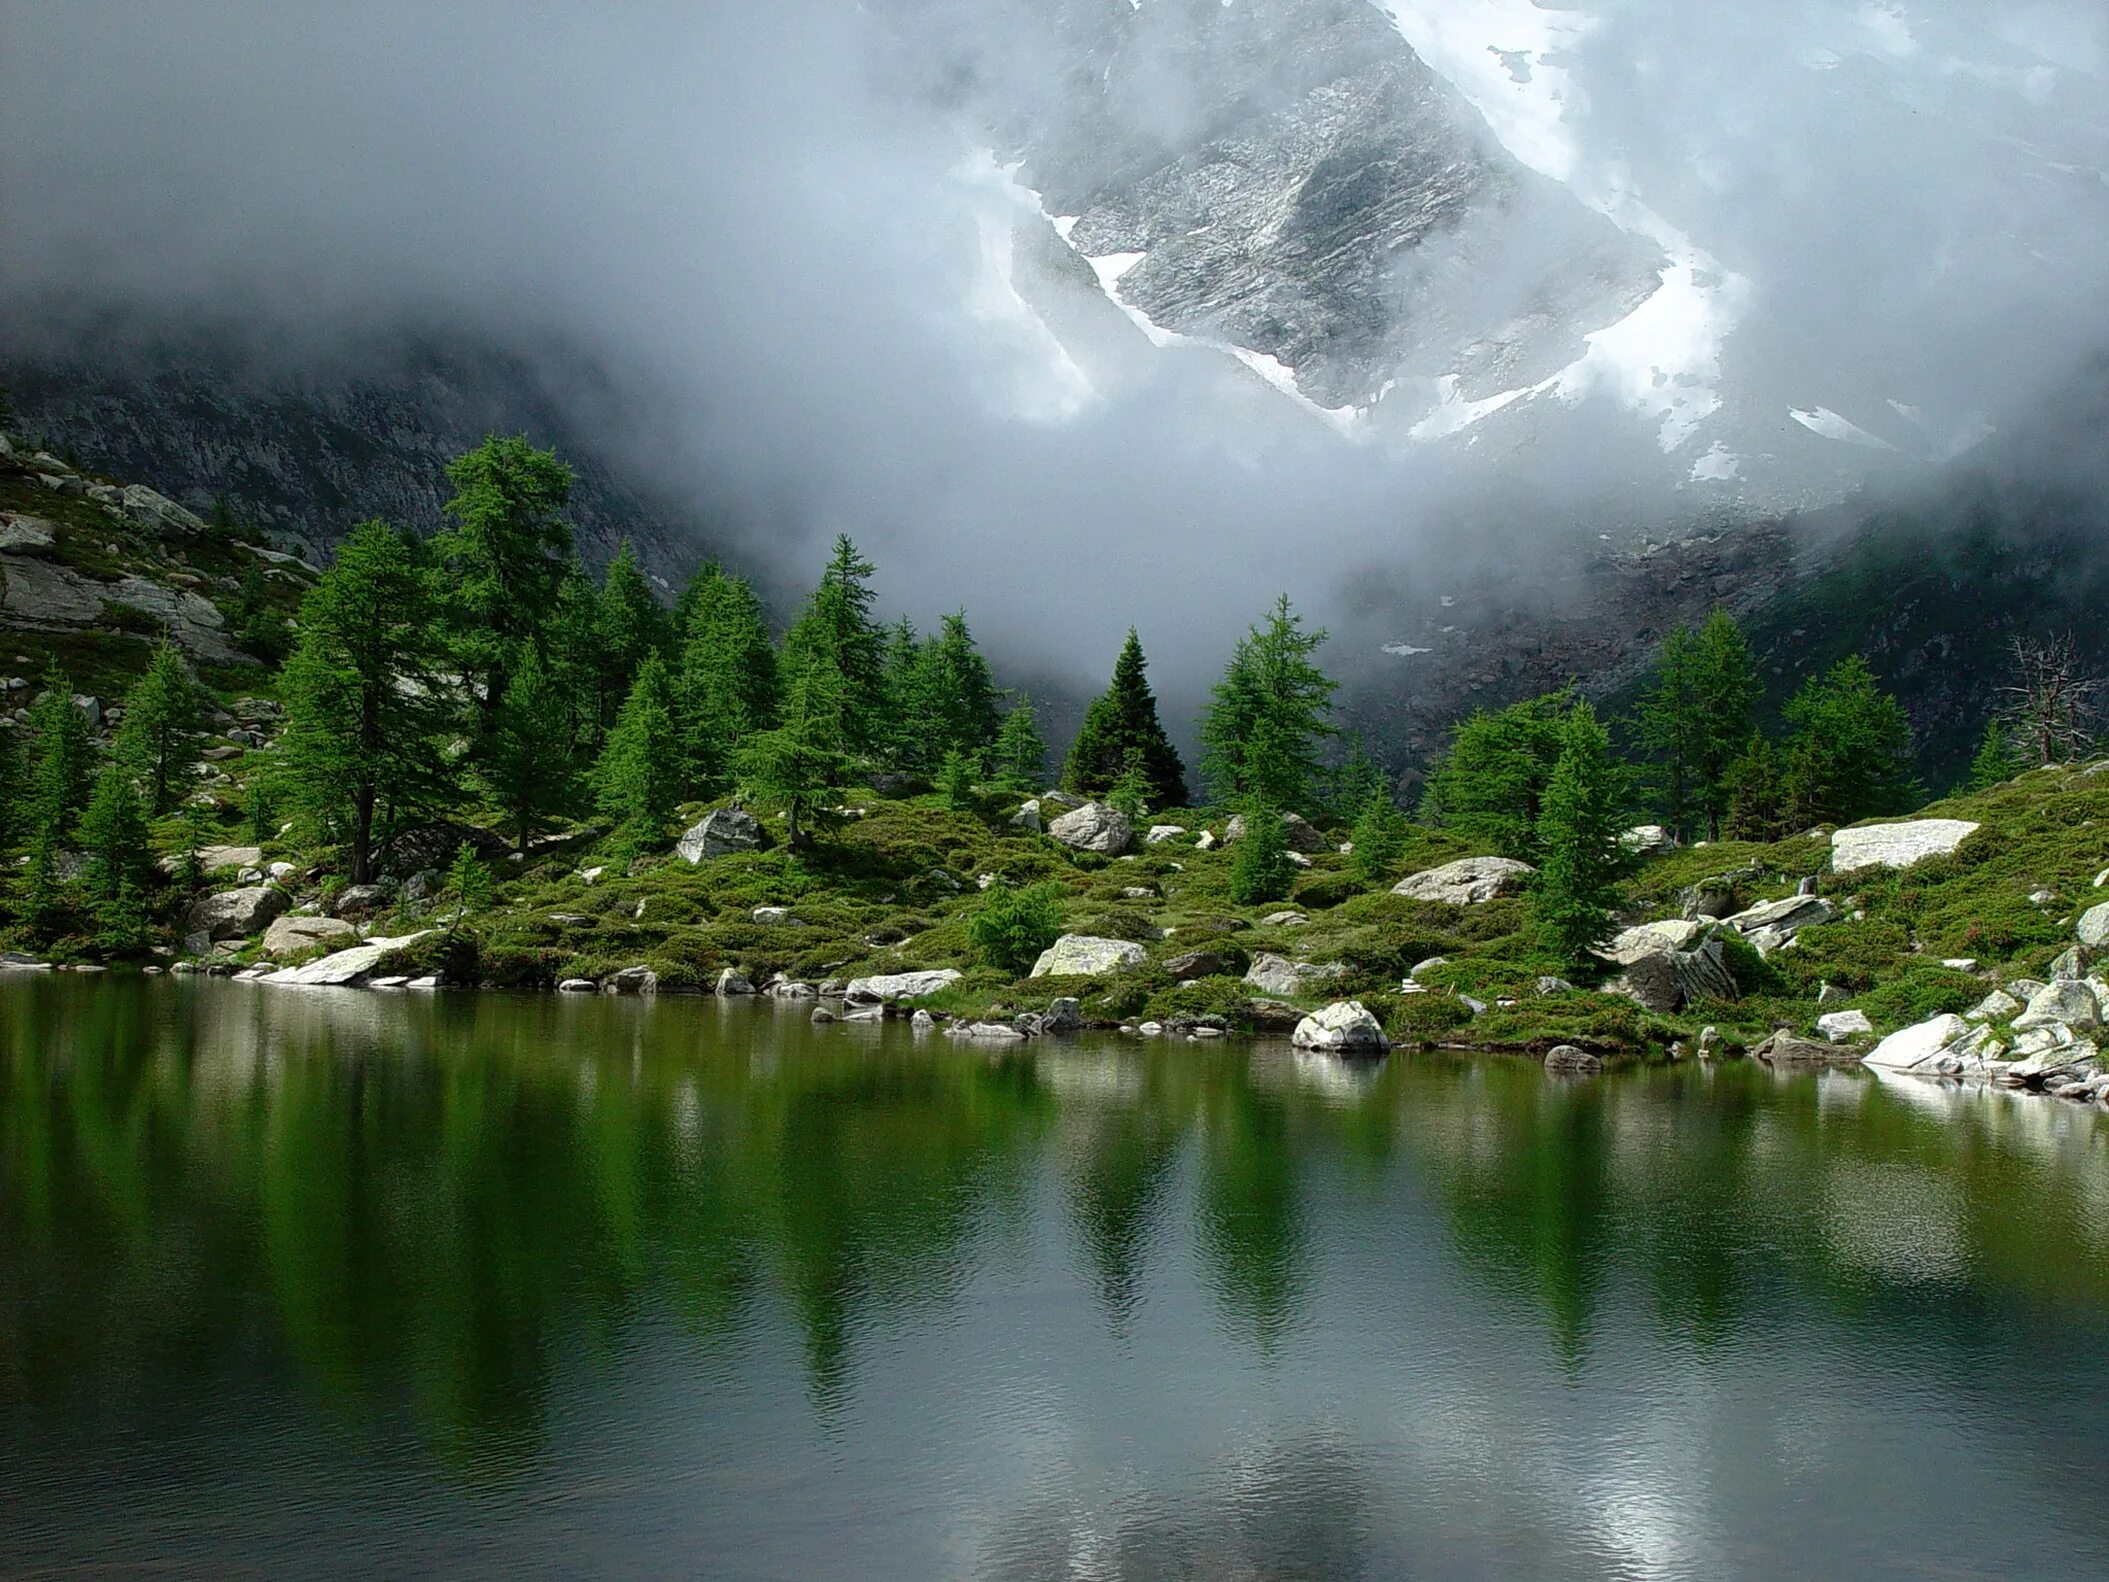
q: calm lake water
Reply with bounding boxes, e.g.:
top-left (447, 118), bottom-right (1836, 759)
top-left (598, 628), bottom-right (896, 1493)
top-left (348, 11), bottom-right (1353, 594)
top-left (4, 978), bottom-right (2109, 1580)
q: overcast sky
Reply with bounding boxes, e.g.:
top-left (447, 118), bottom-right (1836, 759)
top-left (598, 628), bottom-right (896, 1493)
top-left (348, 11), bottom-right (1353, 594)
top-left (4, 0), bottom-right (2107, 703)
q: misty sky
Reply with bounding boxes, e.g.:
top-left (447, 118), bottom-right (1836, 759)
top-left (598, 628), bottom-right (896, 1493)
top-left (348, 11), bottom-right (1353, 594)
top-left (4, 0), bottom-right (2107, 703)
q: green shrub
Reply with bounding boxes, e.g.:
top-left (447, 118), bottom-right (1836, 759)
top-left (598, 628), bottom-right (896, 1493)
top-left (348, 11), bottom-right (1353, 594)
top-left (967, 880), bottom-right (1065, 975)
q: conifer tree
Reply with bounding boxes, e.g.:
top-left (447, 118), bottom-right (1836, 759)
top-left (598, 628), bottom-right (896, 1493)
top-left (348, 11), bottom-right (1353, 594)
top-left (1781, 655), bottom-right (1916, 826)
top-left (917, 612), bottom-right (1002, 765)
top-left (229, 562), bottom-right (292, 665)
top-left (112, 641), bottom-right (205, 815)
top-left (19, 672), bottom-right (93, 936)
top-left (676, 568), bottom-right (779, 792)
top-left (940, 748), bottom-right (976, 812)
top-left (1229, 796), bottom-right (1295, 906)
top-left (737, 659), bottom-right (851, 847)
top-left (480, 643), bottom-right (577, 852)
top-left (594, 538), bottom-right (668, 733)
top-left (987, 697), bottom-right (1046, 792)
top-left (1348, 784), bottom-right (1406, 886)
top-left (1107, 749), bottom-right (1153, 822)
top-left (0, 722), bottom-right (18, 853)
top-left (779, 534), bottom-right (885, 752)
top-left (1968, 717), bottom-right (2024, 792)
top-left (1062, 630), bottom-right (1187, 806)
top-left (1635, 609), bottom-right (1757, 839)
top-left (1201, 594), bottom-right (1337, 813)
top-left (1421, 691), bottom-right (1574, 862)
top-left (276, 520), bottom-right (457, 884)
top-left (79, 762), bottom-right (152, 952)
top-left (1531, 702), bottom-right (1629, 965)
top-left (433, 435), bottom-right (576, 714)
top-left (875, 617), bottom-right (926, 773)
top-left (441, 842), bottom-right (493, 937)
top-left (1722, 733), bottom-right (1789, 842)
top-left (593, 652), bottom-right (682, 855)
top-left (1330, 737), bottom-right (1386, 822)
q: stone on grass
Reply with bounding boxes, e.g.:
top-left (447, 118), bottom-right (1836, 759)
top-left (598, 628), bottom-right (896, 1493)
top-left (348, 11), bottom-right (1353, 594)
top-left (1223, 810), bottom-right (1327, 853)
top-left (1164, 949), bottom-right (1228, 982)
top-left (331, 883), bottom-right (392, 919)
top-left (2078, 902), bottom-right (2109, 948)
top-left (2012, 979), bottom-right (2102, 1032)
top-left (844, 968), bottom-right (963, 1002)
top-left (1291, 1001), bottom-right (1389, 1054)
top-left (676, 808), bottom-right (763, 862)
top-left (1611, 938), bottom-right (1737, 1013)
top-left (1242, 952), bottom-right (1344, 997)
top-left (1723, 894), bottom-right (1835, 936)
top-left (1967, 988), bottom-right (2023, 1023)
top-left (260, 914), bottom-right (357, 958)
top-left (1047, 801), bottom-right (1133, 855)
top-left (1816, 1009), bottom-right (1874, 1043)
top-left (1391, 856), bottom-right (1533, 905)
top-left (1620, 824), bottom-right (1677, 856)
top-left (1605, 919), bottom-right (1710, 963)
top-left (1830, 818), bottom-right (1980, 873)
top-left (1031, 936), bottom-right (1146, 978)
top-left (1145, 824), bottom-right (1187, 845)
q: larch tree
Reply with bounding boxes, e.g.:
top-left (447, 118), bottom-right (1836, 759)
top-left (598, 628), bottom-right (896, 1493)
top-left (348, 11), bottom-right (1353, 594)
top-left (676, 567), bottom-right (780, 794)
top-left (779, 534), bottom-right (886, 753)
top-left (1200, 594), bottom-right (1338, 815)
top-left (1781, 655), bottom-right (1917, 826)
top-left (593, 651), bottom-right (683, 855)
top-left (112, 641), bottom-right (205, 815)
top-left (1421, 691), bottom-right (1576, 863)
top-left (1531, 701), bottom-right (1630, 965)
top-left (479, 642), bottom-right (578, 853)
top-left (987, 696), bottom-right (1047, 792)
top-left (433, 435), bottom-right (576, 715)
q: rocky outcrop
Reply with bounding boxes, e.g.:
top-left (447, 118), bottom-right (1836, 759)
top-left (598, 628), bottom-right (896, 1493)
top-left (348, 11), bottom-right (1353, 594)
top-left (1391, 856), bottom-right (1532, 905)
top-left (1242, 952), bottom-right (1345, 998)
top-left (1816, 1009), bottom-right (1874, 1042)
top-left (1830, 819), bottom-right (1980, 874)
top-left (1290, 1000), bottom-right (1388, 1055)
top-left (264, 931), bottom-right (430, 987)
top-left (1047, 802), bottom-right (1132, 855)
top-left (1223, 810), bottom-right (1327, 853)
top-left (1031, 935), bottom-right (1146, 977)
top-left (0, 552), bottom-right (240, 664)
top-left (677, 808), bottom-right (763, 862)
top-left (261, 915), bottom-right (358, 957)
top-left (184, 885), bottom-right (288, 943)
top-left (1611, 936), bottom-right (1737, 1013)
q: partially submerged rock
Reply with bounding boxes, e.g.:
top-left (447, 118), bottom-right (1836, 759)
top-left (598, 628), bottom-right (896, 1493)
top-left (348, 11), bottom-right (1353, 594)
top-left (265, 932), bottom-right (431, 987)
top-left (1863, 1013), bottom-right (1972, 1073)
top-left (1544, 1045), bottom-right (1602, 1074)
top-left (844, 967), bottom-right (963, 1002)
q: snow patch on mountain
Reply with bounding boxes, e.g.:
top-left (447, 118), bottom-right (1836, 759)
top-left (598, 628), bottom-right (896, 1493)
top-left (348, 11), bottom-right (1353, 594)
top-left (1791, 406), bottom-right (1897, 450)
top-left (957, 150), bottom-right (1097, 422)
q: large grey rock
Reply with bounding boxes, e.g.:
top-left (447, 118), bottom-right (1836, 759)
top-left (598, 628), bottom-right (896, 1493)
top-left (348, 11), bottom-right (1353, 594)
top-left (677, 808), bottom-right (763, 862)
top-left (607, 965), bottom-right (659, 994)
top-left (1544, 1045), bottom-right (1603, 1074)
top-left (1816, 1009), bottom-right (1874, 1043)
top-left (1620, 824), bottom-right (1677, 856)
top-left (331, 883), bottom-right (392, 918)
top-left (715, 968), bottom-right (756, 996)
top-left (1223, 810), bottom-right (1327, 853)
top-left (0, 553), bottom-right (239, 663)
top-left (1605, 919), bottom-right (1709, 963)
top-left (1145, 824), bottom-right (1188, 845)
top-left (1291, 1000), bottom-right (1389, 1055)
top-left (184, 885), bottom-right (288, 942)
top-left (1242, 952), bottom-right (1344, 998)
top-left (261, 914), bottom-right (357, 958)
top-left (2012, 979), bottom-right (2102, 1032)
top-left (1010, 800), bottom-right (1043, 833)
top-left (1047, 801), bottom-right (1133, 855)
top-left (1391, 856), bottom-right (1533, 905)
top-left (1723, 894), bottom-right (1835, 936)
top-left (844, 967), bottom-right (963, 1002)
top-left (1612, 938), bottom-right (1738, 1013)
top-left (119, 483), bottom-right (208, 537)
top-left (265, 931), bottom-right (430, 987)
top-left (1863, 1013), bottom-right (1971, 1073)
top-left (1966, 988), bottom-right (2024, 1023)
top-left (1030, 935), bottom-right (1146, 977)
top-left (0, 514), bottom-right (55, 552)
top-left (1831, 819), bottom-right (1980, 873)
top-left (1757, 1031), bottom-right (1855, 1067)
top-left (2077, 901), bottom-right (2109, 948)
top-left (1164, 948), bottom-right (1228, 981)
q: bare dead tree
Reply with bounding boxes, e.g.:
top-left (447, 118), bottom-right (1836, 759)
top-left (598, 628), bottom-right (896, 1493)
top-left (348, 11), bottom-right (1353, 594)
top-left (2000, 633), bottom-right (2103, 765)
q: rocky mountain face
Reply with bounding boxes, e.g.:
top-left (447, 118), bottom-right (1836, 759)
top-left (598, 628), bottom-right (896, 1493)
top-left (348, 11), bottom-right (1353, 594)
top-left (0, 338), bottom-right (699, 582)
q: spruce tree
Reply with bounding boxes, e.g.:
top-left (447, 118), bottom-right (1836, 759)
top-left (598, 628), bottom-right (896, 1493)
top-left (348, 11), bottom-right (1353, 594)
top-left (737, 659), bottom-right (851, 847)
top-left (779, 534), bottom-right (885, 752)
top-left (441, 842), bottom-right (493, 937)
top-left (594, 538), bottom-right (669, 733)
top-left (433, 435), bottom-right (576, 714)
top-left (1200, 594), bottom-right (1337, 813)
top-left (916, 612), bottom-right (1002, 765)
top-left (1348, 784), bottom-right (1406, 886)
top-left (1422, 691), bottom-right (1573, 862)
top-left (1531, 702), bottom-right (1628, 966)
top-left (1107, 749), bottom-right (1153, 821)
top-left (22, 666), bottom-right (92, 853)
top-left (1722, 734), bottom-right (1788, 842)
top-left (79, 762), bottom-right (152, 952)
top-left (275, 520), bottom-right (457, 884)
top-left (1229, 796), bottom-right (1295, 906)
top-left (1635, 608), bottom-right (1758, 840)
top-left (593, 651), bottom-right (682, 855)
top-left (545, 557), bottom-right (609, 751)
top-left (987, 697), bottom-right (1046, 792)
top-left (480, 643), bottom-right (577, 852)
top-left (1781, 655), bottom-right (1917, 826)
top-left (1968, 718), bottom-right (2024, 792)
top-left (1330, 737), bottom-right (1386, 821)
top-left (676, 568), bottom-right (779, 793)
top-left (229, 561), bottom-right (292, 665)
top-left (112, 641), bottom-right (205, 815)
top-left (1062, 630), bottom-right (1187, 806)
top-left (940, 748), bottom-right (977, 812)
top-left (876, 617), bottom-right (926, 773)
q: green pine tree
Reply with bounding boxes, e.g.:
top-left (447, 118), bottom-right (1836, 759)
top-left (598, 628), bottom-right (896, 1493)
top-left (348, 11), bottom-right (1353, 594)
top-left (1721, 733), bottom-right (1789, 842)
top-left (916, 612), bottom-right (1002, 765)
top-left (1062, 630), bottom-right (1187, 805)
top-left (987, 696), bottom-right (1046, 792)
top-left (112, 640), bottom-right (205, 815)
top-left (940, 747), bottom-right (977, 811)
top-left (1330, 737), bottom-right (1386, 821)
top-left (1348, 784), bottom-right (1406, 886)
top-left (21, 667), bottom-right (93, 894)
top-left (779, 534), bottom-right (885, 753)
top-left (433, 435), bottom-right (576, 715)
top-left (546, 558), bottom-right (610, 751)
top-left (593, 651), bottom-right (682, 855)
top-left (1229, 797), bottom-right (1296, 906)
top-left (1531, 702), bottom-right (1629, 966)
top-left (1200, 594), bottom-right (1338, 813)
top-left (676, 567), bottom-right (779, 793)
top-left (967, 880), bottom-right (1066, 975)
top-left (594, 538), bottom-right (669, 734)
top-left (229, 562), bottom-right (292, 664)
top-left (736, 659), bottom-right (852, 848)
top-left (1106, 749), bottom-right (1153, 821)
top-left (1967, 718), bottom-right (2024, 792)
top-left (1781, 655), bottom-right (1917, 826)
top-left (440, 842), bottom-right (493, 937)
top-left (0, 722), bottom-right (19, 853)
top-left (176, 800), bottom-right (212, 894)
top-left (1421, 691), bottom-right (1574, 862)
top-left (1634, 609), bottom-right (1758, 840)
top-left (78, 761), bottom-right (153, 953)
top-left (479, 642), bottom-right (577, 852)
top-left (275, 520), bottom-right (458, 884)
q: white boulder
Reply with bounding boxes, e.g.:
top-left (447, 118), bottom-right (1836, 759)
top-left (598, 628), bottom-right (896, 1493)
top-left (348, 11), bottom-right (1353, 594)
top-left (265, 932), bottom-right (431, 987)
top-left (1391, 856), bottom-right (1533, 905)
top-left (1290, 1000), bottom-right (1389, 1055)
top-left (1830, 819), bottom-right (1980, 873)
top-left (1030, 936), bottom-right (1146, 977)
top-left (844, 968), bottom-right (963, 1002)
top-left (1047, 801), bottom-right (1133, 855)
top-left (1863, 1013), bottom-right (1971, 1073)
top-left (676, 808), bottom-right (763, 862)
top-left (1816, 1009), bottom-right (1874, 1043)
